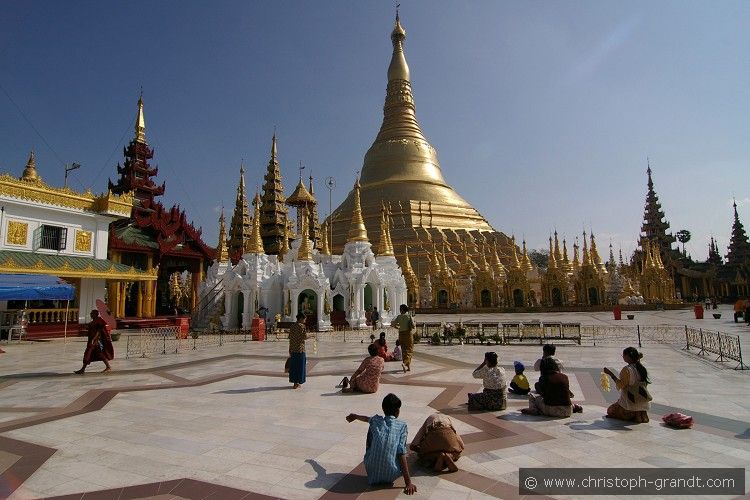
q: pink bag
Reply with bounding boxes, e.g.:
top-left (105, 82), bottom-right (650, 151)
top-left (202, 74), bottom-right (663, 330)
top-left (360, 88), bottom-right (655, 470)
top-left (662, 412), bottom-right (693, 429)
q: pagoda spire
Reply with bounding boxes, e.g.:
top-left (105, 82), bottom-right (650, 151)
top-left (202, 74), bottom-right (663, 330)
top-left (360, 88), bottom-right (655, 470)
top-left (725, 200), bottom-right (750, 266)
top-left (590, 231), bottom-right (606, 273)
top-left (376, 203), bottom-right (395, 256)
top-left (402, 244), bottom-right (417, 279)
top-left (228, 163), bottom-right (252, 257)
top-left (20, 150), bottom-right (40, 182)
top-left (707, 237), bottom-right (722, 266)
top-left (491, 240), bottom-right (507, 279)
top-left (216, 208), bottom-right (229, 262)
top-left (639, 163), bottom-right (676, 255)
top-left (553, 230), bottom-right (562, 263)
top-left (135, 93), bottom-right (146, 144)
top-left (319, 221), bottom-right (331, 255)
top-left (561, 239), bottom-right (573, 274)
top-left (246, 192), bottom-right (265, 254)
top-left (297, 206), bottom-right (313, 261)
top-left (548, 236), bottom-right (558, 269)
top-left (259, 133), bottom-right (289, 255)
top-left (347, 178), bottom-right (369, 243)
top-left (572, 240), bottom-right (580, 272)
top-left (511, 236), bottom-right (521, 270)
top-left (581, 231), bottom-right (591, 267)
top-left (521, 239), bottom-right (532, 272)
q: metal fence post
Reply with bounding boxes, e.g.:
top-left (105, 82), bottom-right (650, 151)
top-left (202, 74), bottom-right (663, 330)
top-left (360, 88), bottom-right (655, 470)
top-left (736, 336), bottom-right (747, 370)
top-left (126, 334), bottom-right (130, 359)
top-left (699, 328), bottom-right (704, 355)
top-left (162, 334), bottom-right (166, 355)
top-left (684, 325), bottom-right (689, 350)
top-left (637, 325), bottom-right (642, 348)
top-left (717, 332), bottom-right (724, 362)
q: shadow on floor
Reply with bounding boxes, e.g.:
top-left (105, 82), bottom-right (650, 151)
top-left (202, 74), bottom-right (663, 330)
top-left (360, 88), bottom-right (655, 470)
top-left (213, 386), bottom-right (290, 394)
top-left (306, 459), bottom-right (402, 494)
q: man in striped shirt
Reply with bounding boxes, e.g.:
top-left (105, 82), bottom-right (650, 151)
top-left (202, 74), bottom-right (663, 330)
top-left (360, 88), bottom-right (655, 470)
top-left (346, 393), bottom-right (417, 495)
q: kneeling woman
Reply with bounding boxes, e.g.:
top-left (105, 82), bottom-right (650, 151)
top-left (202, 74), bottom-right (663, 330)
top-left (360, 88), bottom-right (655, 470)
top-left (603, 347), bottom-right (651, 423)
top-left (468, 352), bottom-right (507, 411)
top-left (521, 357), bottom-right (582, 417)
top-left (410, 413), bottom-right (464, 472)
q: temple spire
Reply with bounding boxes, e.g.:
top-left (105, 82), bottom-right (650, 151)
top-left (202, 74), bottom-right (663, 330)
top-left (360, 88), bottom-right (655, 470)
top-left (216, 208), bottom-right (229, 262)
top-left (725, 200), bottom-right (750, 266)
top-left (639, 163), bottom-right (675, 257)
top-left (511, 236), bottom-right (521, 270)
top-left (347, 178), bottom-right (369, 242)
top-left (297, 206), bottom-right (313, 261)
top-left (259, 133), bottom-right (289, 254)
top-left (228, 163), bottom-right (252, 258)
top-left (562, 239), bottom-right (572, 274)
top-left (135, 93), bottom-right (146, 144)
top-left (521, 239), bottom-right (532, 272)
top-left (553, 230), bottom-right (562, 263)
top-left (376, 203), bottom-right (395, 256)
top-left (246, 192), bottom-right (265, 254)
top-left (20, 150), bottom-right (40, 182)
top-left (319, 221), bottom-right (331, 255)
top-left (548, 236), bottom-right (557, 269)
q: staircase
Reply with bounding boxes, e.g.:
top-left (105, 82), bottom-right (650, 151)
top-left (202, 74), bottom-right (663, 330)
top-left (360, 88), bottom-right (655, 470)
top-left (191, 281), bottom-right (225, 331)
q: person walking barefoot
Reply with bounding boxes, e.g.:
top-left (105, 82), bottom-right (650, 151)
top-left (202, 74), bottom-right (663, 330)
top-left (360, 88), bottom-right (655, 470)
top-left (288, 313), bottom-right (313, 389)
top-left (74, 310), bottom-right (113, 374)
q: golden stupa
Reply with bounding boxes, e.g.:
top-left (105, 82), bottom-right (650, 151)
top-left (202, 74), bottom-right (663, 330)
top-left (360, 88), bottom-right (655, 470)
top-left (329, 12), bottom-right (512, 271)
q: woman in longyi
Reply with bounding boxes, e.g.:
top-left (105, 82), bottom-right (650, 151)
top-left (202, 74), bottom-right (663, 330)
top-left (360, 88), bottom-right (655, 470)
top-left (603, 347), bottom-right (652, 423)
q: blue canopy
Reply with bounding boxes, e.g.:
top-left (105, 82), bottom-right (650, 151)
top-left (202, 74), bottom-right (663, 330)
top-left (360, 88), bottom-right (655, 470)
top-left (0, 274), bottom-right (75, 301)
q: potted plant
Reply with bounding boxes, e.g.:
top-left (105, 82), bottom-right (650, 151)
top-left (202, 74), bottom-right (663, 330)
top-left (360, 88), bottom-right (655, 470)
top-left (110, 332), bottom-right (121, 342)
top-left (476, 332), bottom-right (486, 345)
top-left (431, 331), bottom-right (441, 345)
top-left (455, 322), bottom-right (466, 345)
top-left (491, 333), bottom-right (502, 345)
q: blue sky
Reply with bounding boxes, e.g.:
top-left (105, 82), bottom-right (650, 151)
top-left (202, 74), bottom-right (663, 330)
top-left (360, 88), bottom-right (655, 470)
top-left (1, 1), bottom-right (748, 260)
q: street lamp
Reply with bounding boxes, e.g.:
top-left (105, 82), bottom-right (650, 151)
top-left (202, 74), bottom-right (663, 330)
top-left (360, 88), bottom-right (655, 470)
top-left (64, 163), bottom-right (81, 189)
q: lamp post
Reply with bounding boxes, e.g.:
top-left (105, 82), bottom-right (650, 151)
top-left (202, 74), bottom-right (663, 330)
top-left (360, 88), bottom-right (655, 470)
top-left (64, 163), bottom-right (81, 189)
top-left (325, 176), bottom-right (335, 250)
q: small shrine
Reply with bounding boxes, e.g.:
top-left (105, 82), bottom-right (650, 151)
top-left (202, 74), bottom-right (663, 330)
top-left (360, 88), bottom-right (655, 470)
top-left (198, 177), bottom-right (407, 331)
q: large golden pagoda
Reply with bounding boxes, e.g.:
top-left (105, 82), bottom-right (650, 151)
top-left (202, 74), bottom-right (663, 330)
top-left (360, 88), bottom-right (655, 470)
top-left (328, 13), bottom-right (512, 271)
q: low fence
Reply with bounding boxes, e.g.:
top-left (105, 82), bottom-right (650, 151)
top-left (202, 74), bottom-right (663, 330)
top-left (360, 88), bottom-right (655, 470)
top-left (684, 327), bottom-right (747, 370)
top-left (124, 327), bottom-right (263, 358)
top-left (121, 323), bottom-right (746, 371)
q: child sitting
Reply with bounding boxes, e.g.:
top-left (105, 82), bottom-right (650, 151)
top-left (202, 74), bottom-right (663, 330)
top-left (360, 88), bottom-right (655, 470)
top-left (346, 394), bottom-right (417, 495)
top-left (509, 361), bottom-right (530, 395)
top-left (388, 339), bottom-right (403, 362)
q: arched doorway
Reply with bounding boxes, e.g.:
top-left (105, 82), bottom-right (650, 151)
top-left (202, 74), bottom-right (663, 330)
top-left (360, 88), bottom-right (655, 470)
top-left (480, 289), bottom-right (491, 307)
top-left (437, 289), bottom-right (449, 308)
top-left (298, 289), bottom-right (318, 329)
top-left (512, 288), bottom-right (524, 307)
top-left (236, 292), bottom-right (244, 328)
top-left (551, 287), bottom-right (562, 307)
top-left (332, 294), bottom-right (345, 312)
top-left (363, 284), bottom-right (373, 311)
top-left (588, 287), bottom-right (599, 306)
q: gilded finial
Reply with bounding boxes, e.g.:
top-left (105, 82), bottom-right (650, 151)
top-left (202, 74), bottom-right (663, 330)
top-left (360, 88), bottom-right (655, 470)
top-left (511, 236), bottom-right (521, 269)
top-left (298, 206), bottom-right (313, 261)
top-left (347, 178), bottom-right (369, 242)
top-left (20, 150), bottom-right (40, 182)
top-left (548, 235), bottom-right (557, 269)
top-left (135, 93), bottom-right (146, 143)
top-left (271, 131), bottom-right (277, 161)
top-left (377, 202), bottom-right (395, 256)
top-left (247, 192), bottom-right (265, 254)
top-left (216, 207), bottom-right (229, 262)
top-left (521, 239), bottom-right (532, 272)
top-left (320, 221), bottom-right (331, 255)
top-left (388, 7), bottom-right (409, 82)
top-left (402, 244), bottom-right (416, 277)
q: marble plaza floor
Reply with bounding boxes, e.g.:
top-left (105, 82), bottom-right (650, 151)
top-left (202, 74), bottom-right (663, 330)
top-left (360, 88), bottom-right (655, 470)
top-left (0, 307), bottom-right (748, 499)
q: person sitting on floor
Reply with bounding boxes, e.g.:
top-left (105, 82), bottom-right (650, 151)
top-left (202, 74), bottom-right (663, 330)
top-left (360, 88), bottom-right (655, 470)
top-left (341, 343), bottom-right (385, 394)
top-left (371, 331), bottom-right (389, 360)
top-left (508, 361), bottom-right (530, 395)
top-left (388, 339), bottom-right (403, 362)
top-left (533, 343), bottom-right (564, 372)
top-left (468, 351), bottom-right (507, 411)
top-left (346, 393), bottom-right (417, 495)
top-left (522, 357), bottom-right (582, 417)
top-left (603, 346), bottom-right (652, 423)
top-left (409, 413), bottom-right (464, 473)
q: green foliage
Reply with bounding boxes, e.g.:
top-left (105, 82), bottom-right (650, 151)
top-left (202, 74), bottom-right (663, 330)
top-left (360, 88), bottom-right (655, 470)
top-left (529, 248), bottom-right (549, 270)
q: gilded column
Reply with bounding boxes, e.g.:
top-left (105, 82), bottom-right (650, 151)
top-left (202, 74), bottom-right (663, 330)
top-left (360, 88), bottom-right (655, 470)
top-left (119, 282), bottom-right (126, 317)
top-left (136, 282), bottom-right (143, 317)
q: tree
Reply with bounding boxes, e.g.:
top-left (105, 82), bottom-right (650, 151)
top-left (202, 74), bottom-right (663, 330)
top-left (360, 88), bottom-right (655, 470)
top-left (675, 230), bottom-right (691, 255)
top-left (529, 249), bottom-right (549, 270)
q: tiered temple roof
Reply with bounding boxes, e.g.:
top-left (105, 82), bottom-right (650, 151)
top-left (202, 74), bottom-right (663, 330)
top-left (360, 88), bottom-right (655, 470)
top-left (259, 134), bottom-right (289, 255)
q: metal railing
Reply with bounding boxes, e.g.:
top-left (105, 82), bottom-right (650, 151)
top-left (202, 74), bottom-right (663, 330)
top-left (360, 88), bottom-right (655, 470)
top-left (684, 326), bottom-right (747, 370)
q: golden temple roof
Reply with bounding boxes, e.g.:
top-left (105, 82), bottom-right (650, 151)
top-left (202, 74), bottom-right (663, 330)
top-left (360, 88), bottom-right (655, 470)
top-left (216, 208), bottom-right (229, 262)
top-left (319, 221), bottom-right (331, 255)
top-left (287, 178), bottom-right (316, 206)
top-left (376, 203), bottom-right (395, 256)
